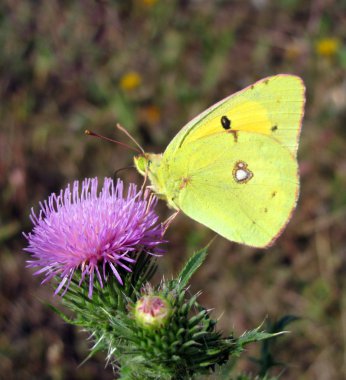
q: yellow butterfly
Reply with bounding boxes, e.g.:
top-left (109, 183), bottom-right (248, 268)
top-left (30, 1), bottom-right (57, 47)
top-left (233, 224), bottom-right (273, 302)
top-left (134, 75), bottom-right (305, 248)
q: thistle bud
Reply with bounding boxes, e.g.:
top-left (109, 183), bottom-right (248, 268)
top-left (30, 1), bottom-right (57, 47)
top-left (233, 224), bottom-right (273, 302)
top-left (134, 295), bottom-right (171, 328)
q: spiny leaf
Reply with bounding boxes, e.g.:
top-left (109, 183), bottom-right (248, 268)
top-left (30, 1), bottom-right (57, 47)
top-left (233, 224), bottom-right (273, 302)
top-left (237, 327), bottom-right (287, 352)
top-left (78, 335), bottom-right (106, 367)
top-left (176, 246), bottom-right (208, 291)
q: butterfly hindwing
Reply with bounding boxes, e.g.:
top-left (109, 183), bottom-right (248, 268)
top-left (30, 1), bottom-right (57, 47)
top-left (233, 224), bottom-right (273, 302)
top-left (160, 130), bottom-right (298, 248)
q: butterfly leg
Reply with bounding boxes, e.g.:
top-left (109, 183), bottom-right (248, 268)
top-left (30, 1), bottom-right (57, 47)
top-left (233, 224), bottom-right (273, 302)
top-left (145, 191), bottom-right (157, 214)
top-left (162, 210), bottom-right (180, 235)
top-left (140, 167), bottom-right (149, 195)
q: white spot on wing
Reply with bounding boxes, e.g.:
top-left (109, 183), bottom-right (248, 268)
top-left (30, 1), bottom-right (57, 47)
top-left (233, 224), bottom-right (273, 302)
top-left (232, 160), bottom-right (253, 184)
top-left (235, 169), bottom-right (249, 181)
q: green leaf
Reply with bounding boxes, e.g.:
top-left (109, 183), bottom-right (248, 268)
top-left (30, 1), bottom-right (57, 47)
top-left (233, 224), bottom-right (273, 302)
top-left (238, 328), bottom-right (287, 347)
top-left (176, 246), bottom-right (209, 291)
top-left (234, 323), bottom-right (288, 358)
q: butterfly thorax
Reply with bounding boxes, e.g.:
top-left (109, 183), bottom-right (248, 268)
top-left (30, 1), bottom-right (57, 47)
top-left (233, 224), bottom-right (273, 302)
top-left (134, 153), bottom-right (177, 208)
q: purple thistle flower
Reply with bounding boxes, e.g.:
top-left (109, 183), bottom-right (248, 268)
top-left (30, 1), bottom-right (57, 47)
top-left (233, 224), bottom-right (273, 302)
top-left (24, 177), bottom-right (164, 298)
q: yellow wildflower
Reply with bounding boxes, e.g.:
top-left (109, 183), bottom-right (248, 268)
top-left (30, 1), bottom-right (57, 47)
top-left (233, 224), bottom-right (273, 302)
top-left (120, 71), bottom-right (142, 91)
top-left (315, 37), bottom-right (340, 57)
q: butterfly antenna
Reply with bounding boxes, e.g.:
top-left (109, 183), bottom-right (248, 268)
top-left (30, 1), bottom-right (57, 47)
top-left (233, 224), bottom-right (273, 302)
top-left (116, 123), bottom-right (145, 154)
top-left (85, 129), bottom-right (141, 153)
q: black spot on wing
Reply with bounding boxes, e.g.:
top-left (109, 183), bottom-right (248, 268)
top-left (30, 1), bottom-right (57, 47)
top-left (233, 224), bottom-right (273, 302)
top-left (221, 115), bottom-right (231, 130)
top-left (271, 125), bottom-right (278, 132)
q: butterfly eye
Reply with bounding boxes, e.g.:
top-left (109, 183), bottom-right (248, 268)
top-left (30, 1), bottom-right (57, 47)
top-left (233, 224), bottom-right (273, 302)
top-left (221, 115), bottom-right (231, 130)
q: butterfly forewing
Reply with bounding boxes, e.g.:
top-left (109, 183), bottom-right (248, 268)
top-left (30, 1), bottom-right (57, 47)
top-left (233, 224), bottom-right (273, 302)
top-left (165, 75), bottom-right (305, 158)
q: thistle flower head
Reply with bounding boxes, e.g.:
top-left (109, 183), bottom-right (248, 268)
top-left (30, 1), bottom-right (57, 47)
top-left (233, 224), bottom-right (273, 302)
top-left (24, 177), bottom-right (164, 298)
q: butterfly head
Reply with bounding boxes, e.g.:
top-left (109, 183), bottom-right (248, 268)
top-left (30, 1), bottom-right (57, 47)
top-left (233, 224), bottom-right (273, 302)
top-left (134, 153), bottom-right (162, 183)
top-left (134, 154), bottom-right (149, 176)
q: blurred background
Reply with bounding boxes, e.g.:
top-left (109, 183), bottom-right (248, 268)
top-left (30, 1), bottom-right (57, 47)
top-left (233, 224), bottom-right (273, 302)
top-left (1, 0), bottom-right (345, 379)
